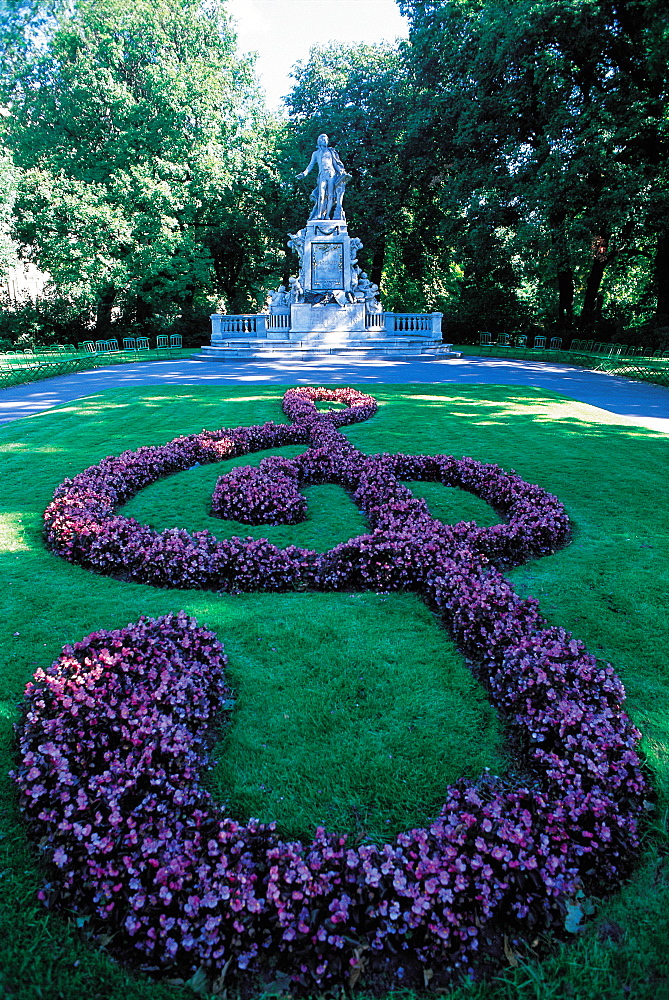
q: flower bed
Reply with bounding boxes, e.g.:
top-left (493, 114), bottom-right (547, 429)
top-left (13, 386), bottom-right (647, 992)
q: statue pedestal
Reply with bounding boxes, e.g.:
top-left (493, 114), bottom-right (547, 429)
top-left (300, 220), bottom-right (354, 297)
top-left (289, 302), bottom-right (365, 338)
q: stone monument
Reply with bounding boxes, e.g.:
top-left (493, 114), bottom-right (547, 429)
top-left (204, 134), bottom-right (459, 359)
top-left (282, 134), bottom-right (377, 338)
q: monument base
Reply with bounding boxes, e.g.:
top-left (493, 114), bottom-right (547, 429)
top-left (289, 302), bottom-right (366, 337)
top-left (199, 339), bottom-right (461, 361)
top-left (206, 309), bottom-right (459, 358)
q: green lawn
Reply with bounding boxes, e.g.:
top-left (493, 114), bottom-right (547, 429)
top-left (0, 383), bottom-right (667, 1000)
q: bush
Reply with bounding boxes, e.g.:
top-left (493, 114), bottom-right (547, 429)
top-left (0, 291), bottom-right (93, 346)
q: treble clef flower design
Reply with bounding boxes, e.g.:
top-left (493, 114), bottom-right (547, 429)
top-left (13, 387), bottom-right (647, 992)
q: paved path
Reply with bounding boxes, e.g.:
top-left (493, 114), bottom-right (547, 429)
top-left (0, 354), bottom-right (667, 433)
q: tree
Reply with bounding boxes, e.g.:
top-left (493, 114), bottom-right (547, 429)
top-left (399, 0), bottom-right (669, 338)
top-left (0, 0), bottom-right (67, 94)
top-left (0, 137), bottom-right (17, 278)
top-left (5, 0), bottom-right (280, 337)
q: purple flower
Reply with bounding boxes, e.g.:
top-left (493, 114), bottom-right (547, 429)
top-left (13, 386), bottom-right (647, 991)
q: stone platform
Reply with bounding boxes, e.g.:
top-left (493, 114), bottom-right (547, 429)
top-left (206, 309), bottom-right (460, 360)
top-left (199, 337), bottom-right (461, 360)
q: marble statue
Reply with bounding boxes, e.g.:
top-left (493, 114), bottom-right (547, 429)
top-left (296, 134), bottom-right (352, 221)
top-left (288, 276), bottom-right (303, 303)
top-left (269, 285), bottom-right (290, 310)
top-left (349, 237), bottom-right (363, 267)
top-left (207, 134), bottom-right (448, 353)
top-left (353, 272), bottom-right (379, 305)
top-left (287, 231), bottom-right (304, 257)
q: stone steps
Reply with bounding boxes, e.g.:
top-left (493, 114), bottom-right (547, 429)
top-left (198, 340), bottom-right (461, 361)
top-left (212, 332), bottom-right (442, 344)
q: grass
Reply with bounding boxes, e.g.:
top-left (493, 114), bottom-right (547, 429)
top-left (451, 344), bottom-right (669, 388)
top-left (0, 347), bottom-right (197, 390)
top-left (0, 383), bottom-right (667, 999)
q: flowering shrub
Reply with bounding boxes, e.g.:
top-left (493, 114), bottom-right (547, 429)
top-left (12, 386), bottom-right (648, 992)
top-left (43, 387), bottom-right (569, 591)
top-left (211, 457), bottom-right (307, 525)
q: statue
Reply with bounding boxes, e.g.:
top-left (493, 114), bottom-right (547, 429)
top-left (287, 231), bottom-right (304, 256)
top-left (296, 134), bottom-right (352, 221)
top-left (288, 276), bottom-right (303, 303)
top-left (269, 285), bottom-right (290, 310)
top-left (353, 271), bottom-right (379, 305)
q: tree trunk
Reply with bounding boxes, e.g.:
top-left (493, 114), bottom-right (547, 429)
top-left (557, 268), bottom-right (574, 332)
top-left (654, 232), bottom-right (669, 325)
top-left (136, 294), bottom-right (153, 327)
top-left (282, 247), bottom-right (294, 289)
top-left (95, 286), bottom-right (116, 336)
top-left (371, 235), bottom-right (386, 289)
top-left (581, 259), bottom-right (607, 321)
top-left (550, 212), bottom-right (573, 333)
top-left (581, 235), bottom-right (612, 323)
top-left (180, 286), bottom-right (194, 319)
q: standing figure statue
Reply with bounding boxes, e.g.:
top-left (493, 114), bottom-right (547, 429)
top-left (296, 134), bottom-right (352, 221)
top-left (288, 276), bottom-right (303, 303)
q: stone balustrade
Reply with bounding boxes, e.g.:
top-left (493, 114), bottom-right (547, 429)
top-left (211, 314), bottom-right (268, 338)
top-left (383, 312), bottom-right (442, 335)
top-left (212, 310), bottom-right (443, 341)
top-left (267, 312), bottom-right (291, 330)
top-left (365, 311), bottom-right (385, 329)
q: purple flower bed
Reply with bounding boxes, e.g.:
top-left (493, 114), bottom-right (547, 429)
top-left (211, 457), bottom-right (307, 525)
top-left (12, 386), bottom-right (648, 992)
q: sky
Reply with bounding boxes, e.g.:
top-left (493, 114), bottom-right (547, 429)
top-left (224, 0), bottom-right (410, 112)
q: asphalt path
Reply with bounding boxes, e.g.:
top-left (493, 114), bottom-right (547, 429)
top-left (0, 353), bottom-right (667, 434)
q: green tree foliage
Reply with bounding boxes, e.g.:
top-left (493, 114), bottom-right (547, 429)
top-left (3, 1), bottom-right (667, 344)
top-left (0, 0), bottom-right (66, 91)
top-left (0, 1), bottom-right (63, 287)
top-left (4, 0), bottom-right (281, 337)
top-left (398, 0), bottom-right (669, 337)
